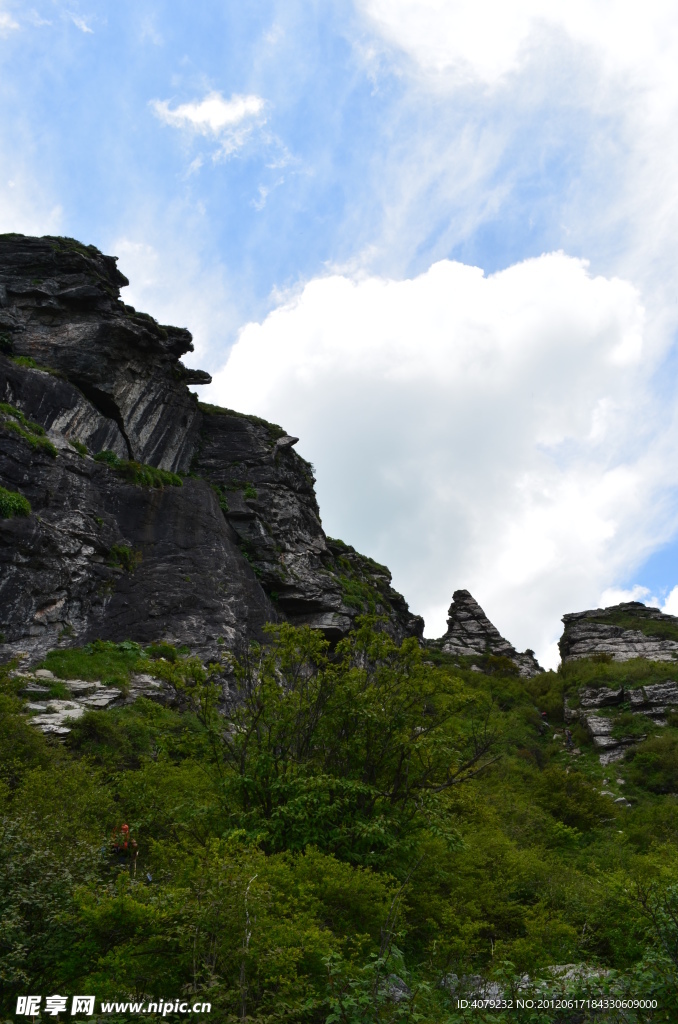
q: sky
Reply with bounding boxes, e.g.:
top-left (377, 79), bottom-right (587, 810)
top-left (3, 1), bottom-right (678, 666)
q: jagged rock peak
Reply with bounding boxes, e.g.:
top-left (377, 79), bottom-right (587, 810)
top-left (559, 600), bottom-right (678, 663)
top-left (438, 589), bottom-right (542, 677)
top-left (0, 233), bottom-right (209, 473)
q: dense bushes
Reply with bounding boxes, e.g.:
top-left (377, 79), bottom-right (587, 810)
top-left (2, 627), bottom-right (678, 1020)
top-left (626, 733), bottom-right (678, 793)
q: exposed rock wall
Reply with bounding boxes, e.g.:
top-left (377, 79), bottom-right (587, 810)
top-left (192, 404), bottom-right (424, 640)
top-left (1, 234), bottom-right (422, 660)
top-left (435, 589), bottom-right (541, 677)
top-left (0, 409), bottom-right (276, 661)
top-left (559, 602), bottom-right (678, 662)
top-left (0, 235), bottom-right (206, 472)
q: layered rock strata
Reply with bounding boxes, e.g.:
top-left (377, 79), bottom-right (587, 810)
top-left (436, 589), bottom-right (541, 676)
top-left (1, 234), bottom-right (422, 660)
top-left (559, 602), bottom-right (678, 663)
top-left (565, 680), bottom-right (678, 765)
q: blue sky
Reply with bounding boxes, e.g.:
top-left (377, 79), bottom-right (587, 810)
top-left (4, 0), bottom-right (678, 664)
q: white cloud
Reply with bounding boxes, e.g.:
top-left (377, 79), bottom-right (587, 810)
top-left (662, 585), bottom-right (678, 617)
top-left (598, 584), bottom-right (657, 609)
top-left (207, 253), bottom-right (676, 669)
top-left (0, 173), bottom-right (62, 236)
top-left (69, 14), bottom-right (93, 34)
top-left (112, 236), bottom-right (245, 367)
top-left (151, 92), bottom-right (265, 157)
top-left (358, 0), bottom-right (678, 97)
top-left (0, 10), bottom-right (18, 34)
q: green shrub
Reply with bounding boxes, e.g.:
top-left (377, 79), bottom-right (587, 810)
top-left (242, 481), bottom-right (258, 499)
top-left (107, 544), bottom-right (141, 572)
top-left (69, 439), bottom-right (89, 456)
top-left (144, 641), bottom-right (180, 662)
top-left (93, 449), bottom-right (120, 467)
top-left (0, 486), bottom-right (31, 519)
top-left (626, 733), bottom-right (678, 793)
top-left (210, 483), bottom-right (229, 514)
top-left (11, 355), bottom-right (37, 368)
top-left (536, 765), bottom-right (616, 830)
top-left (611, 710), bottom-right (653, 740)
top-left (339, 574), bottom-right (377, 612)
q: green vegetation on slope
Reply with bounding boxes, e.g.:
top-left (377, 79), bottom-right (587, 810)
top-left (2, 629), bottom-right (678, 1022)
top-left (198, 400), bottom-right (288, 440)
top-left (594, 606), bottom-right (678, 643)
top-left (0, 484), bottom-right (31, 518)
top-left (0, 401), bottom-right (57, 457)
top-left (94, 449), bottom-right (182, 487)
top-left (39, 639), bottom-right (144, 689)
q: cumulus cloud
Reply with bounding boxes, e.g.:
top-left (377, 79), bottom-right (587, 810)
top-left (151, 91), bottom-right (265, 157)
top-left (358, 0), bottom-right (678, 93)
top-left (207, 253), bottom-right (675, 668)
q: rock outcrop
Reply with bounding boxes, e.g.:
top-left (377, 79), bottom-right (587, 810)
top-left (1, 235), bottom-right (422, 661)
top-left (0, 235), bottom-right (204, 472)
top-left (564, 680), bottom-right (678, 764)
top-left (559, 601), bottom-right (678, 663)
top-left (435, 589), bottom-right (542, 677)
top-left (14, 667), bottom-right (171, 735)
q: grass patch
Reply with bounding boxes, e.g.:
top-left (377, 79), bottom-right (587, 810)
top-left (0, 402), bottom-right (57, 457)
top-left (10, 355), bottom-right (37, 368)
top-left (94, 450), bottom-right (182, 487)
top-left (339, 574), bottom-right (378, 612)
top-left (69, 439), bottom-right (89, 456)
top-left (594, 605), bottom-right (678, 642)
top-left (0, 485), bottom-right (31, 519)
top-left (39, 639), bottom-right (144, 689)
top-left (559, 656), bottom-right (678, 694)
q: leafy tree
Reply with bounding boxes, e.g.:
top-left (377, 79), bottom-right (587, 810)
top-left (150, 619), bottom-right (497, 866)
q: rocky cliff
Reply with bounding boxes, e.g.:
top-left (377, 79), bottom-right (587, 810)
top-left (434, 589), bottom-right (542, 677)
top-left (0, 235), bottom-right (422, 662)
top-left (559, 601), bottom-right (678, 663)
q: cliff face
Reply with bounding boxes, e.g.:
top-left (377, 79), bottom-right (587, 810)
top-left (0, 235), bottom-right (422, 661)
top-left (559, 601), bottom-right (678, 663)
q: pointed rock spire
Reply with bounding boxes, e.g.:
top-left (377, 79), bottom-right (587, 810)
top-left (438, 590), bottom-right (542, 676)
